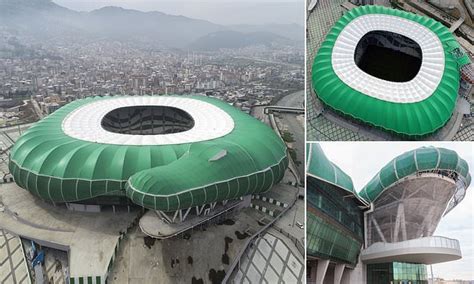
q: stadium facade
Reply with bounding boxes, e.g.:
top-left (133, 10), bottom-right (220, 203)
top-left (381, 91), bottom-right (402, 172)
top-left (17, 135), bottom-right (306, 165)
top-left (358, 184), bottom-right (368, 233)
top-left (306, 144), bottom-right (471, 284)
top-left (9, 95), bottom-right (288, 223)
top-left (312, 5), bottom-right (472, 138)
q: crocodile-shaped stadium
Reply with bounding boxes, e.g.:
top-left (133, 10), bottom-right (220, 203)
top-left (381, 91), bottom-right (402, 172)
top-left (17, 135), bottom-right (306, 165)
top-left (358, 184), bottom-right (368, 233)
top-left (9, 95), bottom-right (288, 212)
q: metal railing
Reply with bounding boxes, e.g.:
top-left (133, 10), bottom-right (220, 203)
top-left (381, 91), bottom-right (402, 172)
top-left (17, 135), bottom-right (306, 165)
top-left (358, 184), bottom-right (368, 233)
top-left (363, 236), bottom-right (461, 255)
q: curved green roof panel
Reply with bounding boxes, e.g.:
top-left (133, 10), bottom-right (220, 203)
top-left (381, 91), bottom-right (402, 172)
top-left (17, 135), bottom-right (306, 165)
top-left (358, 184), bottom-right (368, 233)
top-left (359, 146), bottom-right (471, 203)
top-left (312, 5), bottom-right (467, 136)
top-left (9, 95), bottom-right (288, 211)
top-left (306, 143), bottom-right (355, 194)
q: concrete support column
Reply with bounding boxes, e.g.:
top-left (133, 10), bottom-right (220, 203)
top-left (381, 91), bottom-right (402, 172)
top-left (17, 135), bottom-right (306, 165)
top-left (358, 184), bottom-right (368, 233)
top-left (334, 264), bottom-right (345, 284)
top-left (316, 259), bottom-right (330, 284)
top-left (309, 261), bottom-right (317, 283)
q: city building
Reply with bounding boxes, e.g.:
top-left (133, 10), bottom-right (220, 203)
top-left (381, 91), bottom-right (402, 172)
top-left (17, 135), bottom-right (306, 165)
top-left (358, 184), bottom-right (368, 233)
top-left (306, 143), bottom-right (471, 284)
top-left (306, 143), bottom-right (368, 284)
top-left (9, 95), bottom-right (288, 228)
top-left (311, 5), bottom-right (472, 138)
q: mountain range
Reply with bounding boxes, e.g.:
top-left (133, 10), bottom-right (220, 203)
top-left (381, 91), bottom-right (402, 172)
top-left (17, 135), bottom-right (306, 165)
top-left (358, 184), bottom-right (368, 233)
top-left (0, 0), bottom-right (303, 50)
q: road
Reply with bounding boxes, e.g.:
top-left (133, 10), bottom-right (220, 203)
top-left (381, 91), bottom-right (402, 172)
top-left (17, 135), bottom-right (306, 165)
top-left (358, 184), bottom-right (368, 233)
top-left (31, 99), bottom-right (45, 119)
top-left (275, 90), bottom-right (305, 179)
top-left (276, 90), bottom-right (304, 108)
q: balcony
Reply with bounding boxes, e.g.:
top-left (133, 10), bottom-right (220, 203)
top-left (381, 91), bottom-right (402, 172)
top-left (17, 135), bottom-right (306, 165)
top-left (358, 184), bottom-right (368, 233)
top-left (361, 236), bottom-right (461, 264)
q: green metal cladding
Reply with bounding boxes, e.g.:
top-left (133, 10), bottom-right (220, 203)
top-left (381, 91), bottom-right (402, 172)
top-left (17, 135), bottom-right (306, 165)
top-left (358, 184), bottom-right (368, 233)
top-left (312, 5), bottom-right (468, 137)
top-left (306, 143), bottom-right (366, 265)
top-left (9, 95), bottom-right (288, 211)
top-left (359, 146), bottom-right (471, 203)
top-left (306, 143), bottom-right (355, 195)
top-left (306, 144), bottom-right (471, 266)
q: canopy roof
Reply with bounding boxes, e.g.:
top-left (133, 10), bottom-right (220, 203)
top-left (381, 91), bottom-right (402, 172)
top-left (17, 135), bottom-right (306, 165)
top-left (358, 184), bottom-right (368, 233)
top-left (9, 95), bottom-right (288, 211)
top-left (312, 5), bottom-right (470, 136)
top-left (306, 144), bottom-right (362, 199)
top-left (359, 146), bottom-right (471, 203)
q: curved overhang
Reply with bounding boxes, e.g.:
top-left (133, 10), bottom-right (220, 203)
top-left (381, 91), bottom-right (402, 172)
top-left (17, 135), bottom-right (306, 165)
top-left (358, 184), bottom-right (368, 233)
top-left (312, 5), bottom-right (470, 136)
top-left (359, 146), bottom-right (471, 206)
top-left (306, 143), bottom-right (367, 206)
top-left (307, 143), bottom-right (354, 193)
top-left (361, 236), bottom-right (462, 265)
top-left (365, 176), bottom-right (458, 245)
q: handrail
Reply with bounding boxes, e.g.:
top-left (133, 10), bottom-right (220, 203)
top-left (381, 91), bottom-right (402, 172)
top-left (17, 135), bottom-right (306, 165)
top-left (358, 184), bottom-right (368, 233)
top-left (264, 106), bottom-right (305, 113)
top-left (363, 236), bottom-right (461, 254)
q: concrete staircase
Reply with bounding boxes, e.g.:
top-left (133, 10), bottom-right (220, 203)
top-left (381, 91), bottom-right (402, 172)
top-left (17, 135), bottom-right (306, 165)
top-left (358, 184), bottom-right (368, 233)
top-left (250, 195), bottom-right (288, 217)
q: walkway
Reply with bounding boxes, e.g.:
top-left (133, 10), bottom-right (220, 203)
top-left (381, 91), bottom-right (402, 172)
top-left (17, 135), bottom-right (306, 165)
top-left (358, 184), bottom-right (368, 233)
top-left (0, 229), bottom-right (31, 284)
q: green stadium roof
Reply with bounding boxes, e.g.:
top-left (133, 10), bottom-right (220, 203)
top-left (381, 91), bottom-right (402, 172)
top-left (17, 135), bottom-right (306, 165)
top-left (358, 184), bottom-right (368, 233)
top-left (306, 144), bottom-right (367, 206)
top-left (359, 146), bottom-right (471, 203)
top-left (9, 95), bottom-right (288, 211)
top-left (312, 5), bottom-right (470, 137)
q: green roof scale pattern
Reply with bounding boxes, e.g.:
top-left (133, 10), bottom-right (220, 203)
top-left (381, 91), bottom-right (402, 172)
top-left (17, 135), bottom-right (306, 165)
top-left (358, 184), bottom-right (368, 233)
top-left (9, 95), bottom-right (288, 211)
top-left (312, 5), bottom-right (469, 137)
top-left (306, 143), bottom-right (355, 195)
top-left (359, 146), bottom-right (471, 203)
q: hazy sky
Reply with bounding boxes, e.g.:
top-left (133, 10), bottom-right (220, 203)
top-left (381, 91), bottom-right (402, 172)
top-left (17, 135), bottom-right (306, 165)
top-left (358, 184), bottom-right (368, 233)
top-left (53, 0), bottom-right (305, 26)
top-left (319, 142), bottom-right (474, 280)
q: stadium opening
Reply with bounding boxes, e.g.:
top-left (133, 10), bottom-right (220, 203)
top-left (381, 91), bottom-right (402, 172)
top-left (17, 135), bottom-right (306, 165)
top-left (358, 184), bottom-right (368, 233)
top-left (354, 30), bottom-right (422, 82)
top-left (101, 105), bottom-right (195, 135)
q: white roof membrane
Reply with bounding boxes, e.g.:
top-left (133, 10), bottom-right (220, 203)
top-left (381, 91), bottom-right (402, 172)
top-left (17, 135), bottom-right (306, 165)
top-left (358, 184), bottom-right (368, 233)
top-left (62, 96), bottom-right (235, 146)
top-left (332, 14), bottom-right (445, 103)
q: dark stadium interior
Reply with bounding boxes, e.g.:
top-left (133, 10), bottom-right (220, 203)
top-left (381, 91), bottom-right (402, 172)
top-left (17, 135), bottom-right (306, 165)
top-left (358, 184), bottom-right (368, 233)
top-left (354, 30), bottom-right (422, 82)
top-left (101, 105), bottom-right (195, 135)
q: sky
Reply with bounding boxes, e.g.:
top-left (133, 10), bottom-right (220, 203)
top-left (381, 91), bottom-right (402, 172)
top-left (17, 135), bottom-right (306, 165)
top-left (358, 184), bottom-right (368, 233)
top-left (53, 0), bottom-right (305, 26)
top-left (319, 142), bottom-right (474, 280)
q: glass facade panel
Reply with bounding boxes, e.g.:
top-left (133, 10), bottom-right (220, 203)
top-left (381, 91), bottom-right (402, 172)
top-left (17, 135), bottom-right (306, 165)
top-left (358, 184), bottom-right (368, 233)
top-left (307, 177), bottom-right (364, 239)
top-left (367, 262), bottom-right (428, 284)
top-left (306, 211), bottom-right (362, 265)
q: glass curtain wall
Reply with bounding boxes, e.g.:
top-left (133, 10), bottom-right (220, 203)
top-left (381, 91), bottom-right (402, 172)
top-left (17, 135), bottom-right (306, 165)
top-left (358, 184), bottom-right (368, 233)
top-left (367, 262), bottom-right (428, 284)
top-left (306, 177), bottom-right (365, 265)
